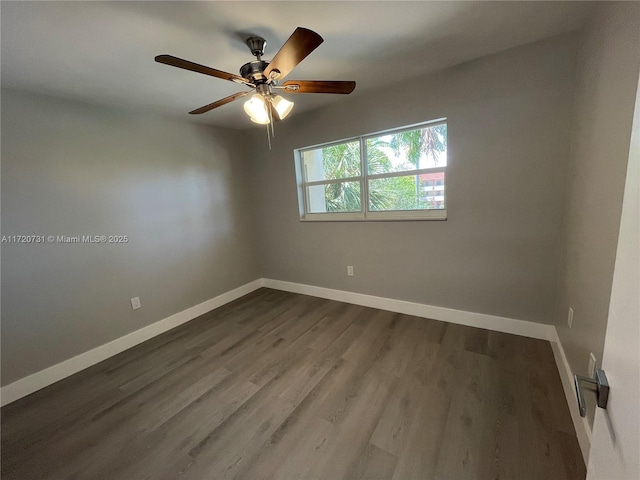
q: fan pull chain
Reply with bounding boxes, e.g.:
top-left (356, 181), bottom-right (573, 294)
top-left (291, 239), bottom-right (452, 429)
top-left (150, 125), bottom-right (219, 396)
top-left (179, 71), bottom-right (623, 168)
top-left (269, 98), bottom-right (275, 139)
top-left (265, 96), bottom-right (275, 150)
top-left (266, 122), bottom-right (271, 150)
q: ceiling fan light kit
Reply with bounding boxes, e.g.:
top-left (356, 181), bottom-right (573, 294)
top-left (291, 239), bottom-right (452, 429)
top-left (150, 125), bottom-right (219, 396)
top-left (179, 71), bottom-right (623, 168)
top-left (155, 27), bottom-right (356, 147)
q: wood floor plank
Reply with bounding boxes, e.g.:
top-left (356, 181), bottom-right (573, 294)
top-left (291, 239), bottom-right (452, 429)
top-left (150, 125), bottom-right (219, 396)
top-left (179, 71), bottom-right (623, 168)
top-left (475, 364), bottom-right (522, 480)
top-left (369, 342), bottom-right (439, 456)
top-left (350, 443), bottom-right (398, 480)
top-left (232, 359), bottom-right (360, 480)
top-left (306, 372), bottom-right (398, 480)
top-left (267, 417), bottom-right (336, 480)
top-left (391, 323), bottom-right (484, 480)
top-left (464, 326), bottom-right (490, 356)
top-left (390, 377), bottom-right (453, 480)
top-left (433, 351), bottom-right (493, 479)
top-left (1, 288), bottom-right (585, 480)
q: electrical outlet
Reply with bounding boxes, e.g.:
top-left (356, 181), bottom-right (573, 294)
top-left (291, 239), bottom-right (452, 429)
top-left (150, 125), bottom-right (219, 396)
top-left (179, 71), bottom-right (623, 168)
top-left (588, 353), bottom-right (597, 378)
top-left (131, 296), bottom-right (141, 310)
top-left (347, 265), bottom-right (354, 277)
top-left (567, 307), bottom-right (574, 328)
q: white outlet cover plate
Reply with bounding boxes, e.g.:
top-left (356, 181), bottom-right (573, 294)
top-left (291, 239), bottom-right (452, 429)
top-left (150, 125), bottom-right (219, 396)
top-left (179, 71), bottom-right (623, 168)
top-left (131, 297), bottom-right (141, 310)
top-left (568, 307), bottom-right (574, 328)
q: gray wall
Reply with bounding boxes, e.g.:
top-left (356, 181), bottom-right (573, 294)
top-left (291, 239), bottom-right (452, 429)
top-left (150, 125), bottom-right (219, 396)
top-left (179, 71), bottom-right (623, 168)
top-left (554, 2), bottom-right (640, 423)
top-left (246, 34), bottom-right (578, 325)
top-left (1, 88), bottom-right (260, 385)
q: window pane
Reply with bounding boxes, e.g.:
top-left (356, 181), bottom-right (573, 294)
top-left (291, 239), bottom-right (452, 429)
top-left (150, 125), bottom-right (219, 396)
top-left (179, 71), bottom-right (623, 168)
top-left (302, 141), bottom-right (361, 182)
top-left (369, 172), bottom-right (446, 211)
top-left (307, 181), bottom-right (361, 213)
top-left (366, 123), bottom-right (447, 174)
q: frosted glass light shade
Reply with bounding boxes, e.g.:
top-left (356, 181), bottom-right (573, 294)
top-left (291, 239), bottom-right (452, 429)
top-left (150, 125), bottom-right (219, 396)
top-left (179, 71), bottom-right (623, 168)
top-left (244, 94), bottom-right (270, 124)
top-left (272, 95), bottom-right (294, 119)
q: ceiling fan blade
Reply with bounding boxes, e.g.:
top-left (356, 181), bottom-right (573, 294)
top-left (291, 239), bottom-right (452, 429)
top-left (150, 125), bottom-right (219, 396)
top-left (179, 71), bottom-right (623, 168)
top-left (263, 28), bottom-right (323, 81)
top-left (189, 92), bottom-right (250, 115)
top-left (155, 54), bottom-right (251, 85)
top-left (281, 80), bottom-right (356, 94)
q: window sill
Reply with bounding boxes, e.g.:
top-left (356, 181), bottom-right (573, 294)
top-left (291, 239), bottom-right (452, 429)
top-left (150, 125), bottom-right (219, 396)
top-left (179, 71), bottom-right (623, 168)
top-left (300, 211), bottom-right (447, 222)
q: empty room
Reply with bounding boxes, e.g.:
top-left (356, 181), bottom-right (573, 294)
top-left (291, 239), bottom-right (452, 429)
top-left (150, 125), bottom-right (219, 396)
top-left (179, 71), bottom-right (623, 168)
top-left (1, 1), bottom-right (639, 479)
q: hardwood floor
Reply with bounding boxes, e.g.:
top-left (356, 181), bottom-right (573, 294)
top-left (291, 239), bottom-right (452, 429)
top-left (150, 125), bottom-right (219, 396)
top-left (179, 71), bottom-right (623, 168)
top-left (1, 288), bottom-right (585, 479)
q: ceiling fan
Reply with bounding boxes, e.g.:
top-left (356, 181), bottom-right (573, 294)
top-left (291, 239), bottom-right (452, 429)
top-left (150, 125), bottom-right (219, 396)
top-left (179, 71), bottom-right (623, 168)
top-left (155, 27), bottom-right (356, 128)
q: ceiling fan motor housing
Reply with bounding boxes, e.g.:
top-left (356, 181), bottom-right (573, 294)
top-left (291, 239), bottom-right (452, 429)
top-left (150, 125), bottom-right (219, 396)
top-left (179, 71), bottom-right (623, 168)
top-left (240, 60), bottom-right (270, 83)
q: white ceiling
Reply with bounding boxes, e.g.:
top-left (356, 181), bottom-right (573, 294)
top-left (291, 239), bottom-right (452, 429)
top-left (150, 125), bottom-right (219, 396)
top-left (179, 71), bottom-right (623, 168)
top-left (2, 1), bottom-right (594, 130)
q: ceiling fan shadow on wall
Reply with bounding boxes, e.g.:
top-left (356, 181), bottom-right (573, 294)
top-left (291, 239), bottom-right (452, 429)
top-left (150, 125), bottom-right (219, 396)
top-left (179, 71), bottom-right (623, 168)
top-left (155, 27), bottom-right (356, 147)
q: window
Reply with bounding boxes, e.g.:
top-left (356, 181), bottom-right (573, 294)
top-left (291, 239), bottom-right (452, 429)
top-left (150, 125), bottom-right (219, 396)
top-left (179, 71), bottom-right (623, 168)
top-left (296, 119), bottom-right (447, 221)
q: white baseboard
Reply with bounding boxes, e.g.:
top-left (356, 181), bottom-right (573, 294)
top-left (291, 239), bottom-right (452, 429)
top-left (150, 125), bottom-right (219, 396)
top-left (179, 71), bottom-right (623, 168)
top-left (548, 327), bottom-right (592, 463)
top-left (0, 279), bottom-right (265, 407)
top-left (262, 278), bottom-right (591, 463)
top-left (263, 278), bottom-right (556, 340)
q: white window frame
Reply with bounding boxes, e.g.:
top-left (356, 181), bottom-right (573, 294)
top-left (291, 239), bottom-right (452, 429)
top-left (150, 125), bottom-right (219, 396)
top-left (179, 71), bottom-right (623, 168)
top-left (295, 118), bottom-right (448, 221)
